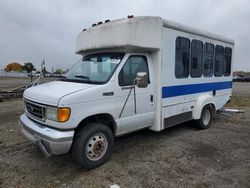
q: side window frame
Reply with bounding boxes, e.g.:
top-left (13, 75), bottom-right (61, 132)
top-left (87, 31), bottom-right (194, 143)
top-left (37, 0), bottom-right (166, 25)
top-left (175, 36), bottom-right (190, 78)
top-left (191, 39), bottom-right (203, 78)
top-left (223, 47), bottom-right (232, 76)
top-left (203, 42), bottom-right (215, 77)
top-left (118, 55), bottom-right (150, 87)
top-left (214, 45), bottom-right (224, 77)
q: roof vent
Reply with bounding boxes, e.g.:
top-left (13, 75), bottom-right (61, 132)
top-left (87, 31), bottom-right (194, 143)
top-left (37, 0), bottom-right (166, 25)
top-left (127, 15), bottom-right (134, 19)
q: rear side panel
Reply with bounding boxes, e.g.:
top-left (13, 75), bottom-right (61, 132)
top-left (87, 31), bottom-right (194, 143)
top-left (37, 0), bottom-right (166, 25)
top-left (161, 27), bottom-right (234, 129)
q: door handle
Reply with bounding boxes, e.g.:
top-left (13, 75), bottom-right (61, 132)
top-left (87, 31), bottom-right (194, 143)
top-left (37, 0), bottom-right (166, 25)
top-left (150, 95), bottom-right (153, 102)
top-left (103, 92), bottom-right (114, 96)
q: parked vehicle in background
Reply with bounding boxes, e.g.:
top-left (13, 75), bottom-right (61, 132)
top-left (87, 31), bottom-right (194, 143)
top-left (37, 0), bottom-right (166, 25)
top-left (233, 75), bottom-right (250, 82)
top-left (19, 16), bottom-right (234, 169)
top-left (233, 76), bottom-right (239, 82)
top-left (245, 77), bottom-right (250, 82)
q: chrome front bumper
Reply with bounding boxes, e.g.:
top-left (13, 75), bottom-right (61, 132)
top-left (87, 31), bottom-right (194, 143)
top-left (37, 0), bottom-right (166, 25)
top-left (19, 114), bottom-right (74, 156)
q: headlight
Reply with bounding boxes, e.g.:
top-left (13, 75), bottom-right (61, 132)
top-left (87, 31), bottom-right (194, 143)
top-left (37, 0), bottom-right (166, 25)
top-left (46, 106), bottom-right (71, 122)
top-left (46, 106), bottom-right (58, 121)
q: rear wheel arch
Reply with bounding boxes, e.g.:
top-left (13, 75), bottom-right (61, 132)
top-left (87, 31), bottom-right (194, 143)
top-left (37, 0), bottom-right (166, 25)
top-left (193, 95), bottom-right (216, 119)
top-left (195, 104), bottom-right (215, 129)
top-left (209, 103), bottom-right (216, 117)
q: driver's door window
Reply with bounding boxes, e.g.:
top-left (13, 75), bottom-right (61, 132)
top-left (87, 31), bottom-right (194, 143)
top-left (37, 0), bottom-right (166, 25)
top-left (118, 56), bottom-right (149, 86)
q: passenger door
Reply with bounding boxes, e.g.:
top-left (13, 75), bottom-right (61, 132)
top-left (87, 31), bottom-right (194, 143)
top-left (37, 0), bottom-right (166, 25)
top-left (115, 55), bottom-right (156, 135)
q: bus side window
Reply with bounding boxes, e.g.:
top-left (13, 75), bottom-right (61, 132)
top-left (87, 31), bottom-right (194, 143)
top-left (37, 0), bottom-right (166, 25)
top-left (175, 37), bottom-right (190, 78)
top-left (214, 45), bottom-right (224, 77)
top-left (191, 40), bottom-right (203, 78)
top-left (223, 47), bottom-right (232, 76)
top-left (203, 43), bottom-right (214, 77)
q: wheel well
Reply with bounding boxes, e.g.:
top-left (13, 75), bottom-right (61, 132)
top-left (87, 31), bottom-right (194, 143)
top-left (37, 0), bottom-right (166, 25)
top-left (75, 114), bottom-right (116, 135)
top-left (205, 103), bottom-right (216, 117)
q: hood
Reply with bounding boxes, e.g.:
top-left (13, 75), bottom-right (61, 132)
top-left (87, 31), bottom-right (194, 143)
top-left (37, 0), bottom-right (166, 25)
top-left (23, 81), bottom-right (95, 105)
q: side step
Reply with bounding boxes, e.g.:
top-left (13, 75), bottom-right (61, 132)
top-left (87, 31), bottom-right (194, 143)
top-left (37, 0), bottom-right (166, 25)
top-left (218, 108), bottom-right (244, 117)
top-left (164, 111), bottom-right (193, 128)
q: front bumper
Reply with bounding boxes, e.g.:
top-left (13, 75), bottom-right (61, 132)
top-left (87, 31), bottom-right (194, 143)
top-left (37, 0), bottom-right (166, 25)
top-left (19, 114), bottom-right (74, 156)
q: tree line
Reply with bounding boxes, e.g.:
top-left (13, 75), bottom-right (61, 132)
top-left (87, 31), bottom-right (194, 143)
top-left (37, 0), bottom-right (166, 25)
top-left (4, 62), bottom-right (36, 73)
top-left (4, 62), bottom-right (64, 75)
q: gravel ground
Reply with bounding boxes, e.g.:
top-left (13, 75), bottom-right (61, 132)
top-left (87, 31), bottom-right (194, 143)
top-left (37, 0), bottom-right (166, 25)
top-left (0, 81), bottom-right (249, 188)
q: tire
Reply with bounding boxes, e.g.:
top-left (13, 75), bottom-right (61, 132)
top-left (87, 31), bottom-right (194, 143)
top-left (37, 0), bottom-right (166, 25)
top-left (196, 105), bottom-right (213, 129)
top-left (71, 123), bottom-right (114, 169)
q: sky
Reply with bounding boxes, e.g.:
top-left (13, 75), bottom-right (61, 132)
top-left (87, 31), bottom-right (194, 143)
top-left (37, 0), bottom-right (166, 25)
top-left (0, 0), bottom-right (250, 72)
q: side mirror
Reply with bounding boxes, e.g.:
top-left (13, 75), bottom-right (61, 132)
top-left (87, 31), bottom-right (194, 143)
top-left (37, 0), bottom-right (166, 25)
top-left (136, 72), bottom-right (148, 88)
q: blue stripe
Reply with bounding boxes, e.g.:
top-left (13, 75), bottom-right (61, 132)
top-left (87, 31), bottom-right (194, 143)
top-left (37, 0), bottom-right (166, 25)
top-left (162, 81), bottom-right (232, 98)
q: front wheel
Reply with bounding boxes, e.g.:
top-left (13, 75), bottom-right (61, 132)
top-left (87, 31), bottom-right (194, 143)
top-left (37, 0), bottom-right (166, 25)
top-left (71, 123), bottom-right (114, 169)
top-left (196, 105), bottom-right (214, 129)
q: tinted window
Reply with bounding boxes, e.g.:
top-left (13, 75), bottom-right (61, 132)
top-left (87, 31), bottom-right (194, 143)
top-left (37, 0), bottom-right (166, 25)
top-left (191, 40), bottom-right (203, 77)
top-left (203, 43), bottom-right (214, 77)
top-left (214, 45), bottom-right (224, 77)
top-left (223, 47), bottom-right (232, 76)
top-left (118, 56), bottom-right (149, 86)
top-left (175, 37), bottom-right (190, 78)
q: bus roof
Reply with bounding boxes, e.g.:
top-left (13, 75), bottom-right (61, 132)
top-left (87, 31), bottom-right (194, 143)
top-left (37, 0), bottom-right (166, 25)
top-left (76, 16), bottom-right (234, 54)
top-left (163, 18), bottom-right (234, 44)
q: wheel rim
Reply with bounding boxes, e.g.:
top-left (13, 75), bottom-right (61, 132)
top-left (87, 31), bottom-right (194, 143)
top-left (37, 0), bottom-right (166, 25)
top-left (203, 108), bottom-right (211, 126)
top-left (85, 133), bottom-right (108, 161)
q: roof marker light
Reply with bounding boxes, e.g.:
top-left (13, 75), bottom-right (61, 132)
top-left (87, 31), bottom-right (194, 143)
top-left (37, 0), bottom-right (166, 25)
top-left (127, 15), bottom-right (134, 19)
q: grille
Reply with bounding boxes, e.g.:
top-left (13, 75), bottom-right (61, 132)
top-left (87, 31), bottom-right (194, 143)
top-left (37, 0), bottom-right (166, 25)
top-left (25, 100), bottom-right (45, 121)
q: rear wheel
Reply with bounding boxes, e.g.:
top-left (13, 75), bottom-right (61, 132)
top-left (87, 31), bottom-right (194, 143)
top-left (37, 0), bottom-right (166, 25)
top-left (196, 105), bottom-right (214, 129)
top-left (71, 123), bottom-right (114, 169)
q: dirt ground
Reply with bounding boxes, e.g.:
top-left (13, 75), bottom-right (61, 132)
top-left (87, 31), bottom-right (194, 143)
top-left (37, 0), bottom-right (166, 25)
top-left (0, 82), bottom-right (249, 188)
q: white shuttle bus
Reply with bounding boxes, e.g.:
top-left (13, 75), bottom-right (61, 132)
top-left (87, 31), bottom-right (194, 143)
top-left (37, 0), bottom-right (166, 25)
top-left (20, 16), bottom-right (234, 169)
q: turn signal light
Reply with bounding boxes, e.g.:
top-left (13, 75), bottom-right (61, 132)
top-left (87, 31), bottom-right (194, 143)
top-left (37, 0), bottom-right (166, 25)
top-left (58, 107), bottom-right (71, 122)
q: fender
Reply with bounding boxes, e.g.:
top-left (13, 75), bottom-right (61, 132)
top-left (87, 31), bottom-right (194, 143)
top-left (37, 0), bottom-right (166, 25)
top-left (193, 94), bottom-right (215, 120)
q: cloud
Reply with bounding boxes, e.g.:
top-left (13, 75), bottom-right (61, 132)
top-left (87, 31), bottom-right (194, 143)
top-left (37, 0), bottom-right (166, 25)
top-left (0, 0), bottom-right (249, 71)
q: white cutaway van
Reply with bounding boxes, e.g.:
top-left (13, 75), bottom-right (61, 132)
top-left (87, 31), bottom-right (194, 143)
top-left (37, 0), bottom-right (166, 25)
top-left (20, 16), bottom-right (234, 169)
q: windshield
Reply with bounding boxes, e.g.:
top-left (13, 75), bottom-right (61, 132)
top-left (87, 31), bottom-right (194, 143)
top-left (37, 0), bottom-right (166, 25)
top-left (63, 52), bottom-right (124, 84)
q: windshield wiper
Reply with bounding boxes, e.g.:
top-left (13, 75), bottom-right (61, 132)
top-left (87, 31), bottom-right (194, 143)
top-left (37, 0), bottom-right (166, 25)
top-left (60, 78), bottom-right (105, 85)
top-left (74, 75), bottom-right (90, 79)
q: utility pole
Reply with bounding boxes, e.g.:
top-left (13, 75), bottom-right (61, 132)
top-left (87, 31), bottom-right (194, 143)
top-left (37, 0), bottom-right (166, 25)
top-left (41, 59), bottom-right (45, 78)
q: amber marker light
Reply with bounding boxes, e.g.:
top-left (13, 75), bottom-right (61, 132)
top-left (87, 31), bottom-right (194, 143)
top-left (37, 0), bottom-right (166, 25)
top-left (57, 107), bottom-right (71, 122)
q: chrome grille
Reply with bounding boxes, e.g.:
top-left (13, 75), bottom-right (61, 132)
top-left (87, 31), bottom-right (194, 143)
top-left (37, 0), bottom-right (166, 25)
top-left (25, 100), bottom-right (45, 121)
